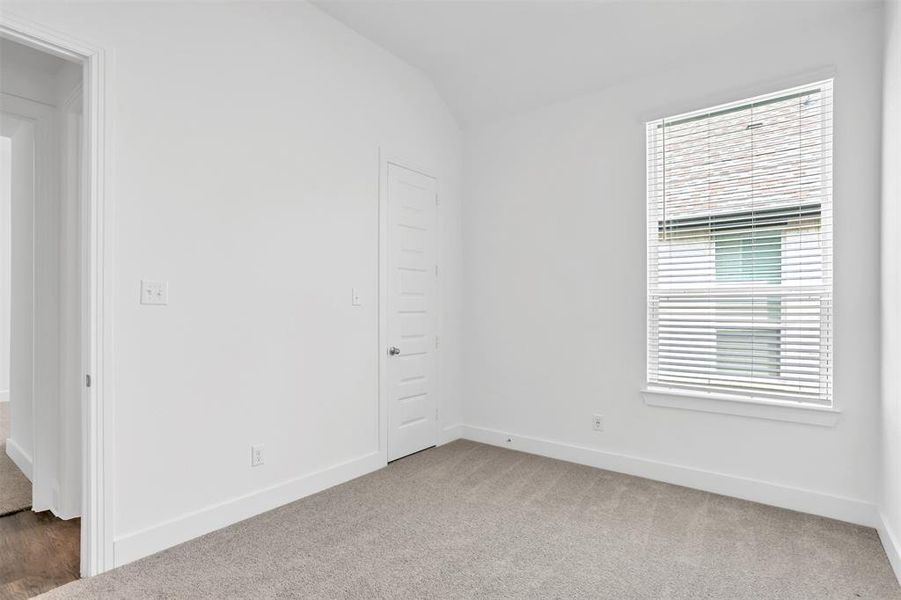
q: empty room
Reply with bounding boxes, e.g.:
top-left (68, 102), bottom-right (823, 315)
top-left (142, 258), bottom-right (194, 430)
top-left (0, 0), bottom-right (899, 598)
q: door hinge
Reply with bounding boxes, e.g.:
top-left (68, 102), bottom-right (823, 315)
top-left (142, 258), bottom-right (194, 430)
top-left (434, 264), bottom-right (438, 278)
top-left (435, 194), bottom-right (439, 206)
top-left (435, 335), bottom-right (440, 350)
top-left (85, 374), bottom-right (92, 388)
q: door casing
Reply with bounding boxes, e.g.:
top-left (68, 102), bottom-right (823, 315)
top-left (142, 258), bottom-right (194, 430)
top-left (0, 11), bottom-right (114, 577)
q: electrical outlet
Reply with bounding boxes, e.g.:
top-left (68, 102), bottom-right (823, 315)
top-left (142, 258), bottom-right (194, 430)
top-left (592, 414), bottom-right (604, 432)
top-left (251, 444), bottom-right (264, 467)
top-left (351, 287), bottom-right (361, 307)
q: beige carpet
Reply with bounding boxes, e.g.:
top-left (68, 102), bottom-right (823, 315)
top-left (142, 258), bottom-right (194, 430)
top-left (41, 440), bottom-right (901, 599)
top-left (0, 401), bottom-right (31, 517)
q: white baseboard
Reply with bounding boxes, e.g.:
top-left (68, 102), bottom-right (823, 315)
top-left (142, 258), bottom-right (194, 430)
top-left (439, 423), bottom-right (463, 444)
top-left (113, 450), bottom-right (385, 567)
top-left (109, 427), bottom-right (883, 570)
top-left (877, 514), bottom-right (901, 585)
top-left (460, 425), bottom-right (877, 527)
top-left (5, 437), bottom-right (33, 482)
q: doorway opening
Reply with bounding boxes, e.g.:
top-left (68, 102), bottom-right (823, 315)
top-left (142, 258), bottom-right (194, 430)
top-left (0, 16), bottom-right (112, 589)
top-left (0, 36), bottom-right (84, 597)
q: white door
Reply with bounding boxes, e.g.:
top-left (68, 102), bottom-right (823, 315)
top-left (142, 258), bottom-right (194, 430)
top-left (386, 163), bottom-right (437, 462)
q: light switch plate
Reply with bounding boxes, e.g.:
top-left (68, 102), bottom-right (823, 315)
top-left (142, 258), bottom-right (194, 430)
top-left (352, 287), bottom-right (362, 307)
top-left (140, 280), bottom-right (168, 305)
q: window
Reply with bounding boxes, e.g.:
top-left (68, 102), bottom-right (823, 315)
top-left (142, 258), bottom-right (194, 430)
top-left (646, 81), bottom-right (833, 406)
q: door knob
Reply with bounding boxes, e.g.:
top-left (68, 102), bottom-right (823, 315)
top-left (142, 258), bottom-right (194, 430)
top-left (388, 346), bottom-right (401, 356)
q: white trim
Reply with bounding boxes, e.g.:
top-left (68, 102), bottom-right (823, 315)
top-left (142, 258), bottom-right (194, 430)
top-left (641, 387), bottom-right (842, 427)
top-left (878, 514), bottom-right (901, 586)
top-left (57, 81), bottom-right (84, 522)
top-left (0, 12), bottom-right (115, 576)
top-left (5, 436), bottom-right (33, 481)
top-left (439, 423), bottom-right (463, 444)
top-left (113, 450), bottom-right (384, 568)
top-left (378, 151), bottom-right (389, 465)
top-left (460, 425), bottom-right (877, 527)
top-left (0, 391), bottom-right (8, 402)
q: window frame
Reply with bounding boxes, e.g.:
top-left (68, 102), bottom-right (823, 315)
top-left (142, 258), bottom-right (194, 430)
top-left (643, 79), bottom-right (837, 423)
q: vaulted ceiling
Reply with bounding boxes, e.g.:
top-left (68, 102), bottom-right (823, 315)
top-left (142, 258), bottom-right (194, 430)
top-left (314, 0), bottom-right (880, 128)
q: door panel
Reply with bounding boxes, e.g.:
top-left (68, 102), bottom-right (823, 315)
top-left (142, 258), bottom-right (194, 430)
top-left (387, 163), bottom-right (437, 462)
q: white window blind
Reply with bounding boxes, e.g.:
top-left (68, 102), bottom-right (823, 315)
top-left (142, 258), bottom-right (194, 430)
top-left (646, 80), bottom-right (833, 405)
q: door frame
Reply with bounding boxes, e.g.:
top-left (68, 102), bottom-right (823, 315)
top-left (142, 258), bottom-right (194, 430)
top-left (0, 11), bottom-right (115, 577)
top-left (377, 149), bottom-right (440, 464)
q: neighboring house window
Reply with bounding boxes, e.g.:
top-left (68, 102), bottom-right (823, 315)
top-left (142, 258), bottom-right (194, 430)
top-left (646, 80), bottom-right (833, 405)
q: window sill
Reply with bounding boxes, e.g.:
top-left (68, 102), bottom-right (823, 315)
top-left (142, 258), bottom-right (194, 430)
top-left (641, 387), bottom-right (841, 427)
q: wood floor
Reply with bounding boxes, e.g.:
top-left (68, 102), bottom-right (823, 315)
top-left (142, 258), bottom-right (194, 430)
top-left (0, 511), bottom-right (80, 600)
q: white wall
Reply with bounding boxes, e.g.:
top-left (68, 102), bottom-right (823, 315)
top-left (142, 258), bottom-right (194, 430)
top-left (0, 135), bottom-right (9, 402)
top-left (2, 0), bottom-right (463, 566)
top-left (464, 7), bottom-right (883, 523)
top-left (881, 0), bottom-right (901, 580)
top-left (4, 117), bottom-right (35, 467)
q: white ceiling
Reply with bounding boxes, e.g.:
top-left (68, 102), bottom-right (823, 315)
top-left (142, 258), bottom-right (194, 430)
top-left (313, 0), bottom-right (879, 128)
top-left (0, 37), bottom-right (71, 78)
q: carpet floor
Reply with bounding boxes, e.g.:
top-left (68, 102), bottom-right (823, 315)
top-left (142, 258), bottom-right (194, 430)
top-left (40, 440), bottom-right (901, 599)
top-left (0, 402), bottom-right (31, 517)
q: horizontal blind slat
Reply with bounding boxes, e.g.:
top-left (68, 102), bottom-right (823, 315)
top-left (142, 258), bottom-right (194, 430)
top-left (646, 79), bottom-right (833, 406)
